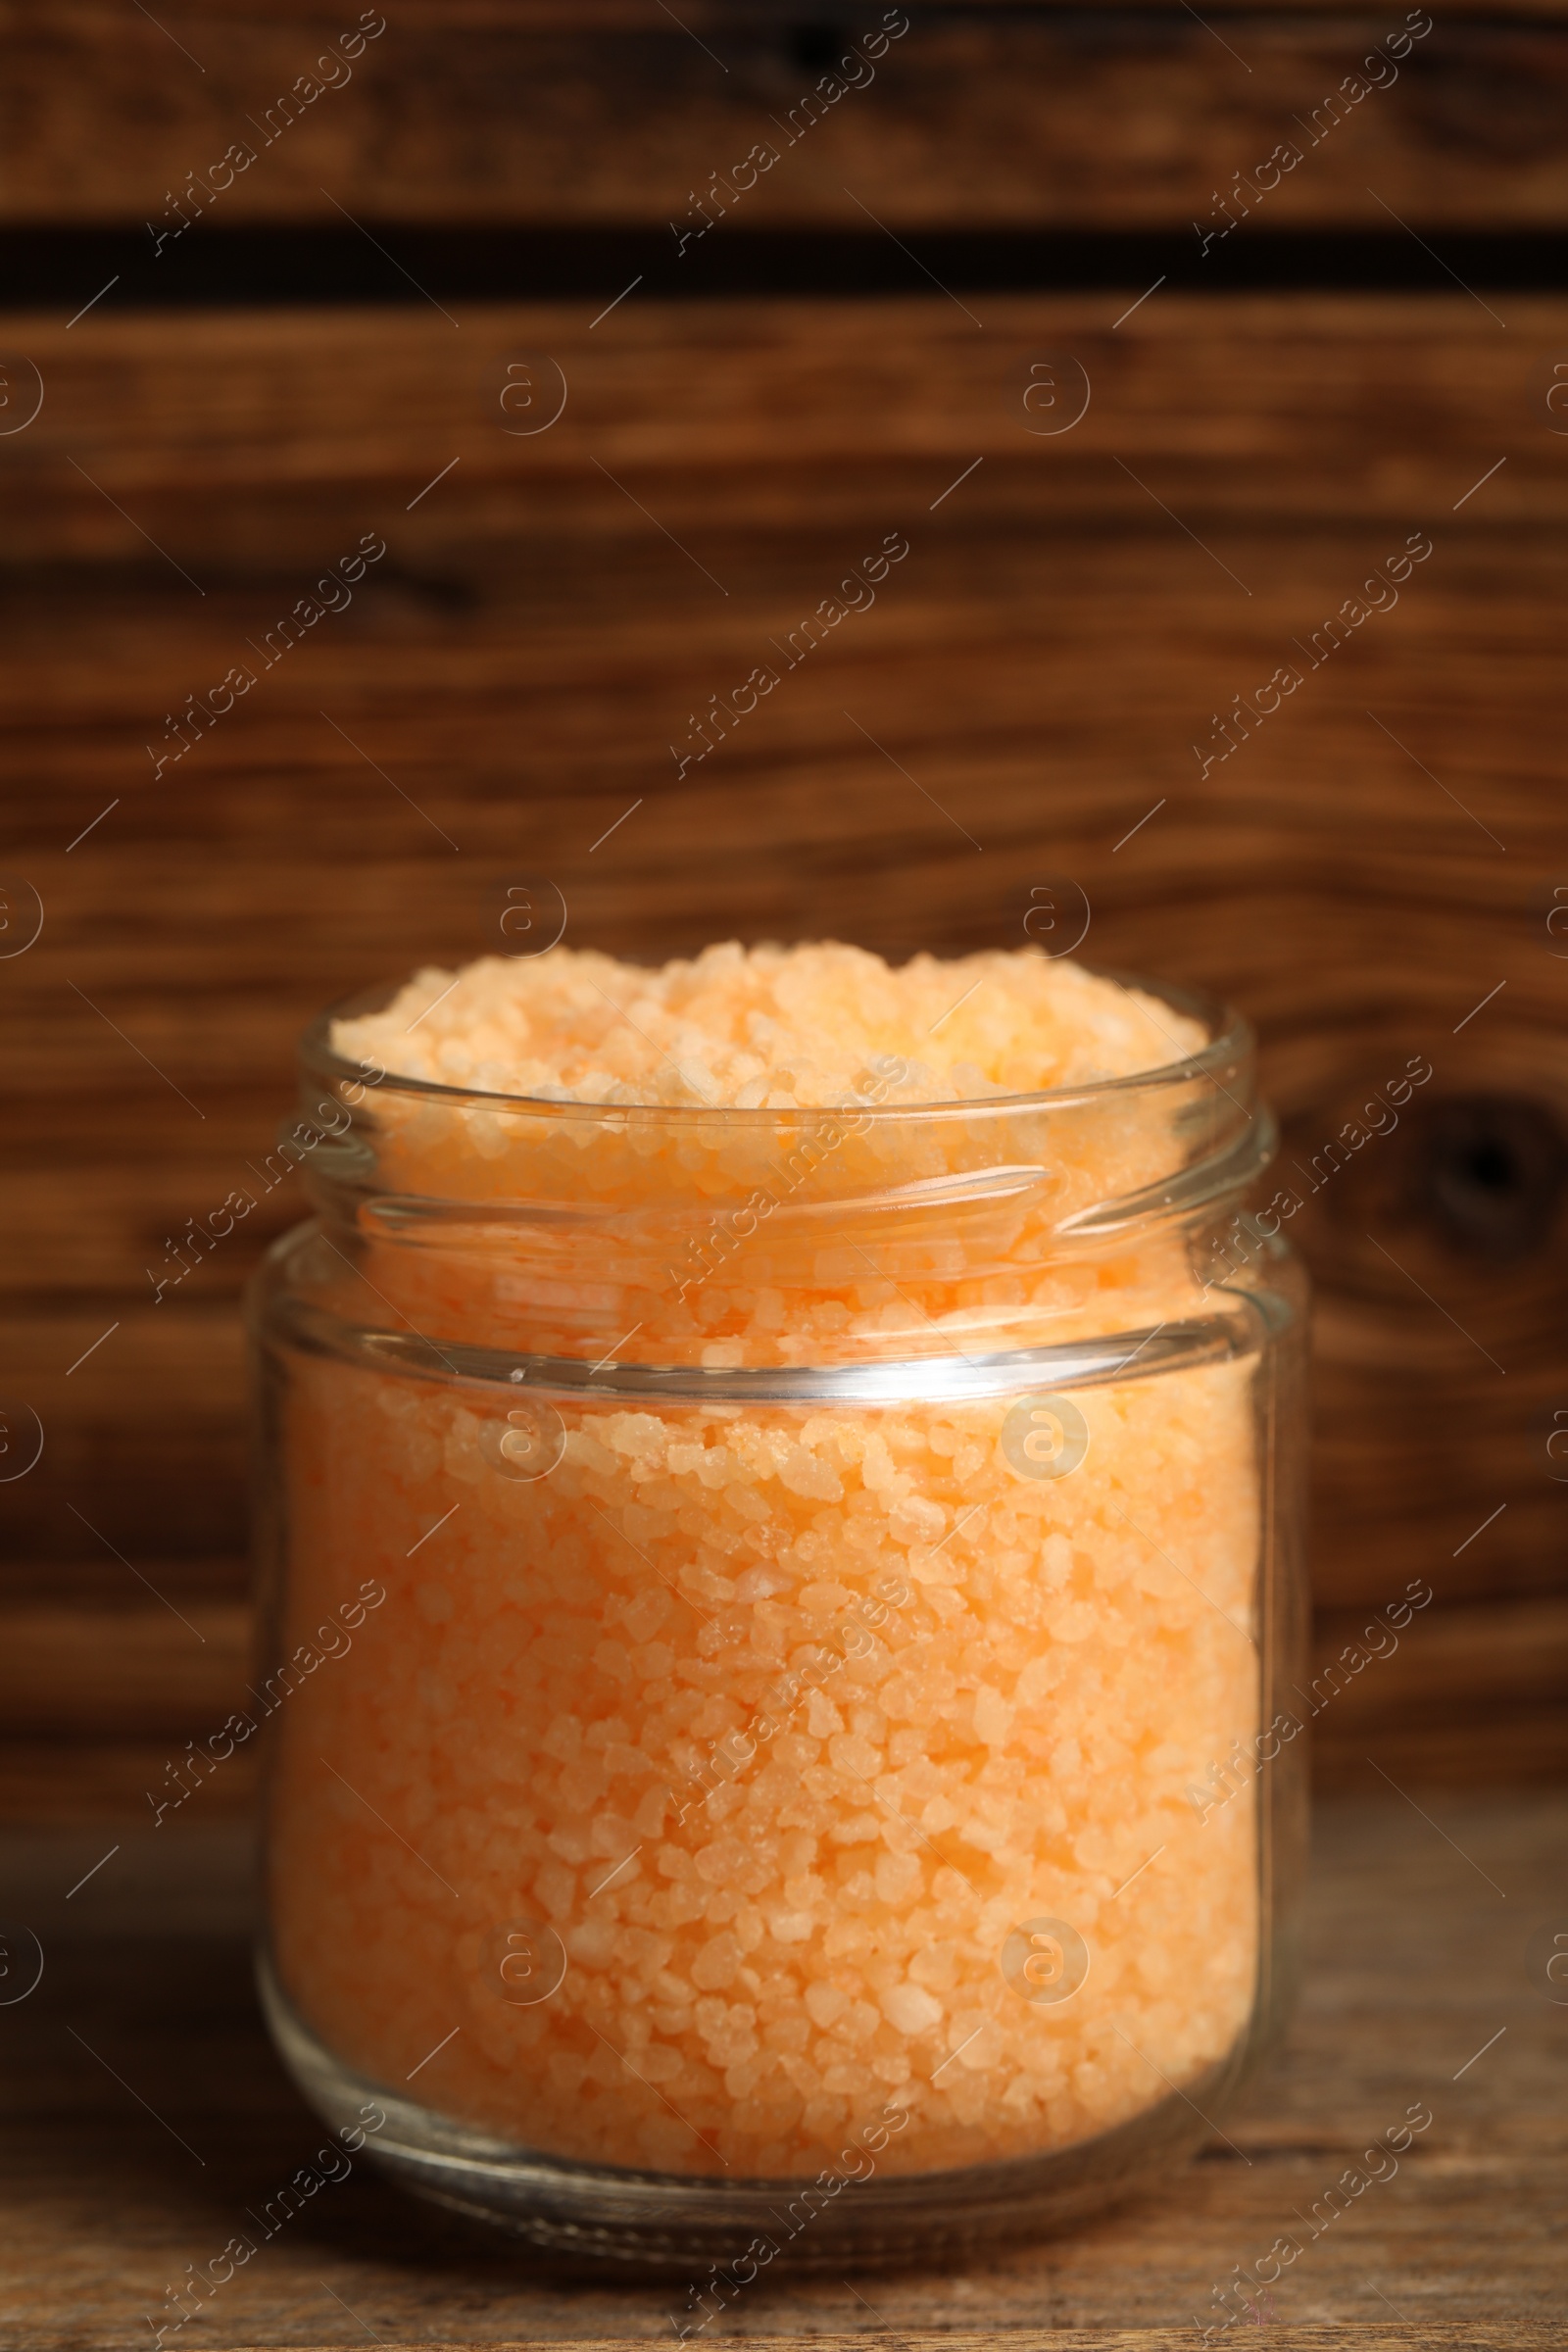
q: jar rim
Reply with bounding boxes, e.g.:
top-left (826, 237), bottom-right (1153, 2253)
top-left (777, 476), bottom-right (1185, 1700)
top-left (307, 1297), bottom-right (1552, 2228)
top-left (304, 964), bottom-right (1251, 1126)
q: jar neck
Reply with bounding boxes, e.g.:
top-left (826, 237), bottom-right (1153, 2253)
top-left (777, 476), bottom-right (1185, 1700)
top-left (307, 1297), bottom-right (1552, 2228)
top-left (271, 1010), bottom-right (1274, 1373)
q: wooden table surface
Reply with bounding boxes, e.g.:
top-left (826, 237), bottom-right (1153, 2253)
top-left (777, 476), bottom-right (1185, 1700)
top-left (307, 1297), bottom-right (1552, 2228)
top-left (2, 1793), bottom-right (1562, 2351)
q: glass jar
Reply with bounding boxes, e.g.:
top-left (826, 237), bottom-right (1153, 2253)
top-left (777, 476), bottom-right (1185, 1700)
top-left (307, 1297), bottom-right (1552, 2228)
top-left (248, 968), bottom-right (1307, 2276)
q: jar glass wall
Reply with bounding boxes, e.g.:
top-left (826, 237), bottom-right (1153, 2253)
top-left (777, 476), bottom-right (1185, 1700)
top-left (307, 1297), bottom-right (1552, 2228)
top-left (247, 971), bottom-right (1307, 2273)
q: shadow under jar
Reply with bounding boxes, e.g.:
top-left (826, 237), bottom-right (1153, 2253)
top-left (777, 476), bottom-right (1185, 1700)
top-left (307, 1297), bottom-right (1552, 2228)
top-left (248, 970), bottom-right (1308, 2275)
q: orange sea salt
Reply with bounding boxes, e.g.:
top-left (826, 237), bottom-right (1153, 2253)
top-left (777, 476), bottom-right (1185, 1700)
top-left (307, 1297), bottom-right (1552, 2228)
top-left (332, 941), bottom-right (1201, 1109)
top-left (263, 944), bottom-right (1261, 2180)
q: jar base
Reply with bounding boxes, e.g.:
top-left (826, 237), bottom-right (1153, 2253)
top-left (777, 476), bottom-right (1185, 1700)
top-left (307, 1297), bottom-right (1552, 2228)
top-left (258, 1949), bottom-right (1251, 2278)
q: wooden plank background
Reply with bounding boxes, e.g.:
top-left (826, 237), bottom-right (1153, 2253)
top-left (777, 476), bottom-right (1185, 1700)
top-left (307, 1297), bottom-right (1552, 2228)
top-left (5, 1), bottom-right (1568, 229)
top-left (2, 1), bottom-right (1566, 1824)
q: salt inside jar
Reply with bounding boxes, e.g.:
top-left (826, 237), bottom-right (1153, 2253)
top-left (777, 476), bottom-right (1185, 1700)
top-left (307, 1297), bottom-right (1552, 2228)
top-left (250, 942), bottom-right (1307, 2268)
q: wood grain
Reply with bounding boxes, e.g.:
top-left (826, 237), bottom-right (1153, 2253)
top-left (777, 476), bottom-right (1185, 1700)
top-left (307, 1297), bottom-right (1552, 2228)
top-left (0, 1599), bottom-right (250, 1735)
top-left (2, 297), bottom-right (1564, 563)
top-left (209, 2338), bottom-right (1568, 2352)
top-left (1, 1796), bottom-right (1561, 2344)
top-left (206, 2338), bottom-right (1566, 2352)
top-left (4, 3), bottom-right (1568, 232)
